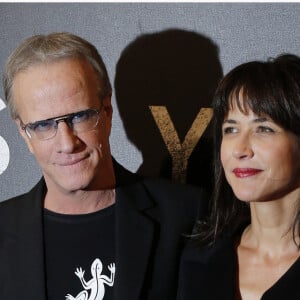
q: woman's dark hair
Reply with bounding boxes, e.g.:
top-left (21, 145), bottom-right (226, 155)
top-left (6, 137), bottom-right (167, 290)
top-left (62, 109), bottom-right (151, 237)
top-left (194, 53), bottom-right (300, 245)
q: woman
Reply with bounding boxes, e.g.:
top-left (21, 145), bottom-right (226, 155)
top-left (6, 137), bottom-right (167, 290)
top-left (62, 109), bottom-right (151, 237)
top-left (178, 54), bottom-right (300, 300)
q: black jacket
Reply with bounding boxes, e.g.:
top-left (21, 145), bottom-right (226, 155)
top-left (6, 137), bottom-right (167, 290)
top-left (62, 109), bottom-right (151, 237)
top-left (178, 232), bottom-right (300, 300)
top-left (0, 161), bottom-right (207, 299)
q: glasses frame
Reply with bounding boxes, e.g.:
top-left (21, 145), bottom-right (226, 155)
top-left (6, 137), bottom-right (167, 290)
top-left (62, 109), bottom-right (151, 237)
top-left (20, 108), bottom-right (102, 140)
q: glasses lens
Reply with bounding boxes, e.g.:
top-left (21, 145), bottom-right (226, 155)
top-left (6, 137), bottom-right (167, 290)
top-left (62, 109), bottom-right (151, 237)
top-left (23, 109), bottom-right (100, 140)
top-left (27, 120), bottom-right (57, 140)
top-left (71, 109), bottom-right (99, 133)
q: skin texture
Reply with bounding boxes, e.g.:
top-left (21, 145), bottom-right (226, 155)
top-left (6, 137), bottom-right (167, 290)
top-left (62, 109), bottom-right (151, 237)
top-left (12, 58), bottom-right (115, 213)
top-left (221, 102), bottom-right (300, 300)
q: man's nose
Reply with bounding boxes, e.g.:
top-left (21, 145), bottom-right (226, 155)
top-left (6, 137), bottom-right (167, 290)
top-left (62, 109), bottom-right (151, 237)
top-left (55, 121), bottom-right (79, 153)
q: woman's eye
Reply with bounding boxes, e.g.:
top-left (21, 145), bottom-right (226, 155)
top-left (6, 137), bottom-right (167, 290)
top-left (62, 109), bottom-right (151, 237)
top-left (257, 126), bottom-right (275, 133)
top-left (223, 127), bottom-right (237, 134)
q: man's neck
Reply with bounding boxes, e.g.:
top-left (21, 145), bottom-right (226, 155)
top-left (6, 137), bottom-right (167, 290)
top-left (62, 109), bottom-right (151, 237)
top-left (44, 188), bottom-right (116, 215)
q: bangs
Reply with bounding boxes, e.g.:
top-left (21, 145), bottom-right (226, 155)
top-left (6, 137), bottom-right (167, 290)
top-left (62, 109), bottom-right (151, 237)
top-left (226, 83), bottom-right (279, 119)
top-left (214, 59), bottom-right (300, 133)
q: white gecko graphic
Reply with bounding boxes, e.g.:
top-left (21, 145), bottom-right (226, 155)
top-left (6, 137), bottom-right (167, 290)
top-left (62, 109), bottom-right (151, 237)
top-left (66, 258), bottom-right (115, 300)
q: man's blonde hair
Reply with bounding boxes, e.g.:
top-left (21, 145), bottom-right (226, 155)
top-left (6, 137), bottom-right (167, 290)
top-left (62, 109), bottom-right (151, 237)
top-left (3, 32), bottom-right (112, 118)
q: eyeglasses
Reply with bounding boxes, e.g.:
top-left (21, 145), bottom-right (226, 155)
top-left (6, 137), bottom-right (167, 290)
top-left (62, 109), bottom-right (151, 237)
top-left (21, 108), bottom-right (101, 140)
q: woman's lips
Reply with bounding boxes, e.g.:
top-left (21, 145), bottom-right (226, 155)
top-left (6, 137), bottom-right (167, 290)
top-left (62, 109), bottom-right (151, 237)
top-left (232, 168), bottom-right (262, 178)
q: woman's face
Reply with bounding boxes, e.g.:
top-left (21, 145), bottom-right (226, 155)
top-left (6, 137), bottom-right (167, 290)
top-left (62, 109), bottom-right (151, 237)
top-left (221, 101), bottom-right (300, 202)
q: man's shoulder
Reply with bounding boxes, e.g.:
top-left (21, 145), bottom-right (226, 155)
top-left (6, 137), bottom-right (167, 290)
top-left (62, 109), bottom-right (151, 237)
top-left (0, 192), bottom-right (30, 227)
top-left (0, 178), bottom-right (44, 218)
top-left (142, 177), bottom-right (206, 199)
top-left (142, 178), bottom-right (204, 196)
top-left (140, 177), bottom-right (209, 219)
top-left (0, 192), bottom-right (28, 209)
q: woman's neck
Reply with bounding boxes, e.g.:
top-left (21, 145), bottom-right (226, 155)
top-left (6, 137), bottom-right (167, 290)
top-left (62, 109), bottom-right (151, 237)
top-left (241, 194), bottom-right (299, 256)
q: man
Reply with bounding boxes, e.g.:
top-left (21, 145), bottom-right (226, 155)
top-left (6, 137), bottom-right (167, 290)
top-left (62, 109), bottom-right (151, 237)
top-left (0, 32), bottom-right (207, 300)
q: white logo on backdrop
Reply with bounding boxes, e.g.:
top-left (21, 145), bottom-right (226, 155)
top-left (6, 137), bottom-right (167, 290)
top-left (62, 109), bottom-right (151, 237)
top-left (0, 98), bottom-right (10, 174)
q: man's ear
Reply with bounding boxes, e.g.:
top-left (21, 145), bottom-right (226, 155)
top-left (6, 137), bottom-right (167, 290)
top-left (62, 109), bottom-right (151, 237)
top-left (15, 118), bottom-right (34, 154)
top-left (102, 94), bottom-right (113, 135)
top-left (103, 93), bottom-right (113, 118)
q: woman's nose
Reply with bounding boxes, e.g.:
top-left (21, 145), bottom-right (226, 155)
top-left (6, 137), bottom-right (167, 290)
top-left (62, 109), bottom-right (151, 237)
top-left (232, 135), bottom-right (254, 159)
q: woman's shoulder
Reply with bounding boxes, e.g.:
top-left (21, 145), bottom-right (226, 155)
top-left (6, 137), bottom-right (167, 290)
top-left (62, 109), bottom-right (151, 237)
top-left (178, 233), bottom-right (239, 300)
top-left (181, 221), bottom-right (249, 264)
top-left (182, 234), bottom-right (234, 263)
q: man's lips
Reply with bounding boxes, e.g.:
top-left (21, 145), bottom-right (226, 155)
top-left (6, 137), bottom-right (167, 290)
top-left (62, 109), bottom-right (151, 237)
top-left (57, 156), bottom-right (88, 166)
top-left (232, 168), bottom-right (262, 178)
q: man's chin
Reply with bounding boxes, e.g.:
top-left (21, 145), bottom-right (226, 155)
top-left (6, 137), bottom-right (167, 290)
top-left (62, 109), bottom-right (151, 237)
top-left (48, 177), bottom-right (93, 194)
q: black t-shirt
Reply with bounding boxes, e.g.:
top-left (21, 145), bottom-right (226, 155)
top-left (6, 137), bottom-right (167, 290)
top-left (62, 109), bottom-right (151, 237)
top-left (44, 204), bottom-right (115, 300)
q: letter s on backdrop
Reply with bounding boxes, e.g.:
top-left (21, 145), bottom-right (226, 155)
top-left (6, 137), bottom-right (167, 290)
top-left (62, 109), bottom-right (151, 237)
top-left (0, 98), bottom-right (10, 174)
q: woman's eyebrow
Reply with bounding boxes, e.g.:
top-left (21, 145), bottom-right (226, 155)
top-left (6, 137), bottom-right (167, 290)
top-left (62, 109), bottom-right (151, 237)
top-left (253, 117), bottom-right (269, 123)
top-left (222, 119), bottom-right (236, 124)
top-left (223, 116), bottom-right (269, 124)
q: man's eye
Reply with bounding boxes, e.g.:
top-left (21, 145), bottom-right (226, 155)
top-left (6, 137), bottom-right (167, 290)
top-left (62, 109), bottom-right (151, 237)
top-left (72, 111), bottom-right (90, 124)
top-left (31, 121), bottom-right (53, 132)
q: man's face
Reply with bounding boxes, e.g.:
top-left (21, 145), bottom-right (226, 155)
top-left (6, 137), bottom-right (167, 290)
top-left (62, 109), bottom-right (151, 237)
top-left (12, 58), bottom-right (113, 194)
